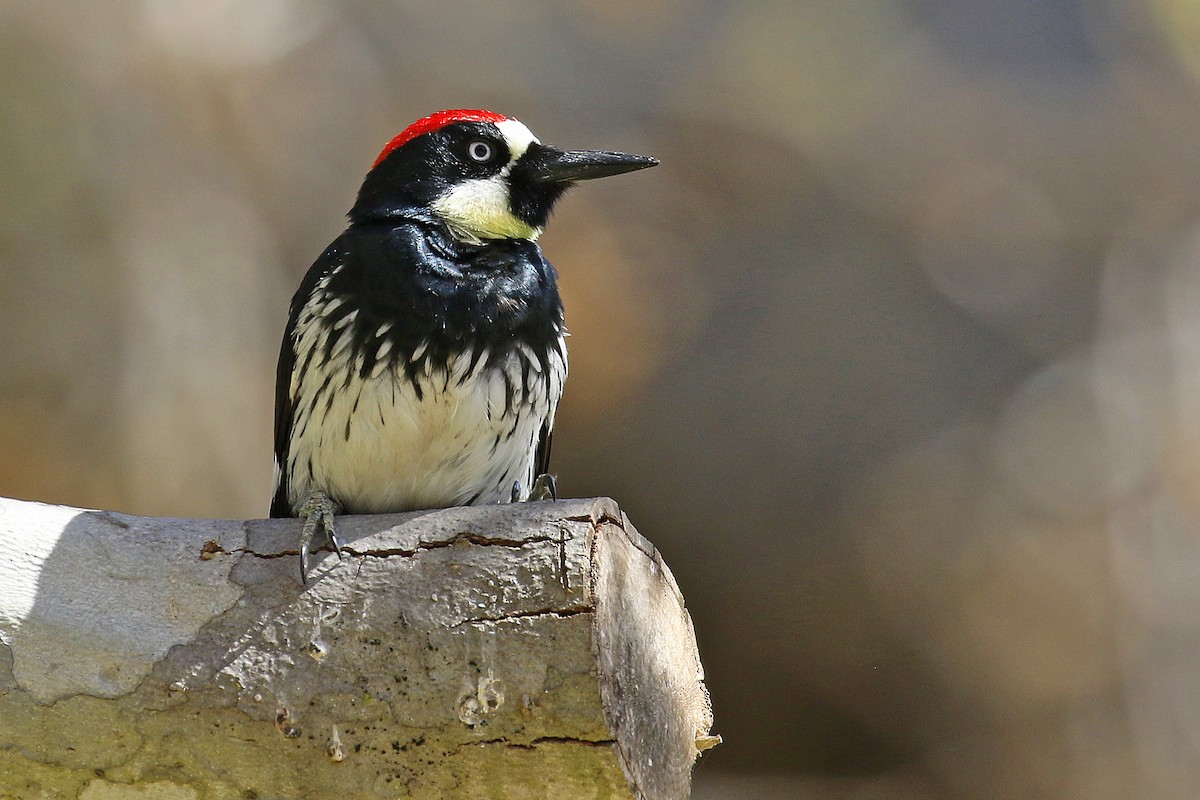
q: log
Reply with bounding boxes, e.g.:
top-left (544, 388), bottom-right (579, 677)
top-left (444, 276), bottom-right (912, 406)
top-left (0, 496), bottom-right (716, 799)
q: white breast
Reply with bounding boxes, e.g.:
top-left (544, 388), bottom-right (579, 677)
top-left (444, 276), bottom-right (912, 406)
top-left (282, 301), bottom-right (566, 514)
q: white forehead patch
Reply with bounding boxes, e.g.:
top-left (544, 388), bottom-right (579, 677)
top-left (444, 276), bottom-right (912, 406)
top-left (496, 119), bottom-right (539, 160)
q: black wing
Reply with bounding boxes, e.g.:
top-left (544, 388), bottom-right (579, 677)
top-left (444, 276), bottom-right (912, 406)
top-left (535, 422), bottom-right (553, 479)
top-left (268, 319), bottom-right (297, 518)
top-left (269, 242), bottom-right (346, 518)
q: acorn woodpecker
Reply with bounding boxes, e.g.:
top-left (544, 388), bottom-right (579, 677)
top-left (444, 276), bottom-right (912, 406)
top-left (270, 109), bottom-right (657, 583)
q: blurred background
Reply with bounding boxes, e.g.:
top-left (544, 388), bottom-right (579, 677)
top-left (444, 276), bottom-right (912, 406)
top-left (6, 0), bottom-right (1200, 796)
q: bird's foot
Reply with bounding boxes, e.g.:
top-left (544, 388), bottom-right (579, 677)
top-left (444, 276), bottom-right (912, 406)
top-left (298, 491), bottom-right (343, 585)
top-left (511, 474), bottom-right (556, 501)
top-left (511, 474), bottom-right (558, 503)
top-left (529, 473), bottom-right (558, 501)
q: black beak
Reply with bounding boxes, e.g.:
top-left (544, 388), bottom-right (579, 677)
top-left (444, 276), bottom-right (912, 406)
top-left (520, 143), bottom-right (659, 183)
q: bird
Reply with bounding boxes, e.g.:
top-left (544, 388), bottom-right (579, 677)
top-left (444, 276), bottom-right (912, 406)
top-left (269, 108), bottom-right (658, 583)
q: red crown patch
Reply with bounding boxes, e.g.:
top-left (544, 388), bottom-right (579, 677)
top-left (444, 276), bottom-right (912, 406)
top-left (372, 109), bottom-right (509, 168)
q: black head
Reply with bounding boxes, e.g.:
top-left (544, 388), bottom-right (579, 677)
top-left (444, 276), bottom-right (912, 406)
top-left (350, 109), bottom-right (658, 240)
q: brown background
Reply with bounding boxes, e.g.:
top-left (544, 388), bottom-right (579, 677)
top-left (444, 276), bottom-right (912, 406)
top-left (4, 2), bottom-right (1200, 797)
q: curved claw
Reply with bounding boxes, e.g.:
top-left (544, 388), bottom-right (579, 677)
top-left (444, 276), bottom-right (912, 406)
top-left (297, 491), bottom-right (342, 586)
top-left (299, 515), bottom-right (316, 585)
top-left (328, 527), bottom-right (344, 559)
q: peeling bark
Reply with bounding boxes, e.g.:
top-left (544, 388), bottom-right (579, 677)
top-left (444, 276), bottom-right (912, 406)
top-left (0, 496), bottom-right (714, 799)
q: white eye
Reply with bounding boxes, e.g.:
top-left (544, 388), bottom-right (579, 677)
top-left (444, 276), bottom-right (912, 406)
top-left (468, 140), bottom-right (494, 162)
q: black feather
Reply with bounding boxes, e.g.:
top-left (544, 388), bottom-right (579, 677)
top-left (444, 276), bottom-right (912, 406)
top-left (270, 208), bottom-right (564, 517)
top-left (270, 251), bottom-right (340, 519)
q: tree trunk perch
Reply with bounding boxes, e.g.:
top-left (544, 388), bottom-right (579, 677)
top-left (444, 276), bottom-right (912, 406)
top-left (0, 496), bottom-right (715, 799)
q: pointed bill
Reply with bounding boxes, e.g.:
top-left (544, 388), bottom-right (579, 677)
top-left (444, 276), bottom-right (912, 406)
top-left (520, 144), bottom-right (659, 183)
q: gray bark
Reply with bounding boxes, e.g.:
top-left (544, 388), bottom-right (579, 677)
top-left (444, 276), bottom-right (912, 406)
top-left (0, 496), bottom-right (715, 799)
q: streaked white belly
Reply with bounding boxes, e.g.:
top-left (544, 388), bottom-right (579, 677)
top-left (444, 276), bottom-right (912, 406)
top-left (285, 340), bottom-right (564, 514)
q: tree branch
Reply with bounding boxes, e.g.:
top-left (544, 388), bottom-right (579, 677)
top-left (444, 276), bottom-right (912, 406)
top-left (0, 496), bottom-right (715, 799)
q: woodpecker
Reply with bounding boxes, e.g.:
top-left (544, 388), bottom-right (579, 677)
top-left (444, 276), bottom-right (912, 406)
top-left (270, 109), bottom-right (657, 583)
